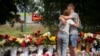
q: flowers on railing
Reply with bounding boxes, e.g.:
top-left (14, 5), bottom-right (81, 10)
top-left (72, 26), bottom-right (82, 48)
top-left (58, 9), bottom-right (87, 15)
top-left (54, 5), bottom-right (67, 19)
top-left (34, 32), bottom-right (56, 46)
top-left (0, 34), bottom-right (32, 47)
top-left (78, 32), bottom-right (100, 43)
top-left (77, 32), bottom-right (100, 52)
top-left (0, 34), bottom-right (8, 46)
top-left (0, 30), bottom-right (56, 47)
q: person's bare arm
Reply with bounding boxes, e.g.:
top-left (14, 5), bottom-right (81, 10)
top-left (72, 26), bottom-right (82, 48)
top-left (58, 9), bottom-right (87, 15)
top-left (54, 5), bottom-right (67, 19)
top-left (60, 15), bottom-right (73, 20)
top-left (59, 15), bottom-right (66, 25)
top-left (72, 23), bottom-right (79, 27)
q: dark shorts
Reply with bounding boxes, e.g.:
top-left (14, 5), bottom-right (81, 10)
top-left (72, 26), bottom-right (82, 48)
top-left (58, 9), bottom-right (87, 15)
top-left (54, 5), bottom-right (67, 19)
top-left (69, 34), bottom-right (78, 47)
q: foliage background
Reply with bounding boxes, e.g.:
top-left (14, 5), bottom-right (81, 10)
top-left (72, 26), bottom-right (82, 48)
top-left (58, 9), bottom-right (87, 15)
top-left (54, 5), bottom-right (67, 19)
top-left (0, 0), bottom-right (100, 33)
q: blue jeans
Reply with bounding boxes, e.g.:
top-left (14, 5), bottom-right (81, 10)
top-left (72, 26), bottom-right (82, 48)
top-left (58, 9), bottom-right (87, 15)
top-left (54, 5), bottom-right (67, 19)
top-left (57, 31), bottom-right (69, 56)
top-left (69, 34), bottom-right (78, 47)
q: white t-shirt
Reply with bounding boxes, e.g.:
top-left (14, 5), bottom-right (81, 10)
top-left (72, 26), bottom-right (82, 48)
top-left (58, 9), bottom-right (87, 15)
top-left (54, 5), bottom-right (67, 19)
top-left (59, 19), bottom-right (75, 35)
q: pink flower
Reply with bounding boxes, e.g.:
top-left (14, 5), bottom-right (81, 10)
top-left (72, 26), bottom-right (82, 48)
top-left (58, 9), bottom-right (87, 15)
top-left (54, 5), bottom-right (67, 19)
top-left (43, 53), bottom-right (49, 56)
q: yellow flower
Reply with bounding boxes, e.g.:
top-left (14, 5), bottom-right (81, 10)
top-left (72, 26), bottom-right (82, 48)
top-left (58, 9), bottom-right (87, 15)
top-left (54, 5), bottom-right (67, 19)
top-left (16, 38), bottom-right (24, 43)
top-left (48, 36), bottom-right (56, 42)
top-left (84, 33), bottom-right (88, 39)
top-left (0, 40), bottom-right (6, 46)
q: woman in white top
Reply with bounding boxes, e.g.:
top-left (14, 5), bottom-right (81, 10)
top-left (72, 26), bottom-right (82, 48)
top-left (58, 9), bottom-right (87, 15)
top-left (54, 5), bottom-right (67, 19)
top-left (57, 9), bottom-right (79, 56)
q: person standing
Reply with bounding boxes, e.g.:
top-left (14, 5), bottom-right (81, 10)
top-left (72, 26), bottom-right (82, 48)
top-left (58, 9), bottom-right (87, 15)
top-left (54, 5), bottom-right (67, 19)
top-left (67, 3), bottom-right (81, 56)
top-left (60, 3), bottom-right (82, 56)
top-left (57, 9), bottom-right (79, 56)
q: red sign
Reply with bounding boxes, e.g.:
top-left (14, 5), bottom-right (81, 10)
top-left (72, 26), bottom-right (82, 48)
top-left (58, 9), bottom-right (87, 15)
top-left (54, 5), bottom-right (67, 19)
top-left (32, 13), bottom-right (41, 21)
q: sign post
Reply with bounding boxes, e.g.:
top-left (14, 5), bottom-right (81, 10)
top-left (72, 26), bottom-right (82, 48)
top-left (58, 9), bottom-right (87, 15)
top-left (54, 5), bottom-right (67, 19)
top-left (23, 6), bottom-right (26, 32)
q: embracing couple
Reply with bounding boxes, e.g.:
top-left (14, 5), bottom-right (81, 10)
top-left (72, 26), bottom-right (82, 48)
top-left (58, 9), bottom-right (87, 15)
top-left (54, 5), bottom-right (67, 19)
top-left (57, 3), bottom-right (82, 56)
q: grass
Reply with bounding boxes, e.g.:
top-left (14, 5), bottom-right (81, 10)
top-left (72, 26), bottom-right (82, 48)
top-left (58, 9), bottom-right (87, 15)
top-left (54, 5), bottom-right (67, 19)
top-left (0, 23), bottom-right (48, 36)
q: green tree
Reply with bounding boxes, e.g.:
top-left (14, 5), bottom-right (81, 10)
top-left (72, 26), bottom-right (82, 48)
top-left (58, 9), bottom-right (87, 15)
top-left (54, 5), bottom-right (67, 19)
top-left (41, 0), bottom-right (100, 32)
top-left (0, 0), bottom-right (31, 24)
top-left (0, 0), bottom-right (17, 24)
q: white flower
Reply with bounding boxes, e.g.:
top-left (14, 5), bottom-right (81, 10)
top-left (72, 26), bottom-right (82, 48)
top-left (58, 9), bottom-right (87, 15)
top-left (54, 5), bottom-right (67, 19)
top-left (95, 34), bottom-right (100, 39)
top-left (42, 32), bottom-right (51, 37)
top-left (84, 32), bottom-right (93, 39)
top-left (88, 33), bottom-right (93, 38)
top-left (25, 39), bottom-right (30, 43)
top-left (93, 40), bottom-right (97, 46)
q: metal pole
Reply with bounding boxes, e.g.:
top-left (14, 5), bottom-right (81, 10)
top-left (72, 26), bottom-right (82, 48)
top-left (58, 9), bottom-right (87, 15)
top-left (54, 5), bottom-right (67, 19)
top-left (23, 6), bottom-right (26, 32)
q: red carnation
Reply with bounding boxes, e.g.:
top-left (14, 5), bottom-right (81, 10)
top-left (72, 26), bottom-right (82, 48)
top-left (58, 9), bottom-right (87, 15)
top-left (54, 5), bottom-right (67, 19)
top-left (21, 41), bottom-right (26, 47)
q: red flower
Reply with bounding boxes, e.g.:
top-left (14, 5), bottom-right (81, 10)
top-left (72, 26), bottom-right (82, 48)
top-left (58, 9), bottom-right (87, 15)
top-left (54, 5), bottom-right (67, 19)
top-left (43, 53), bottom-right (49, 56)
top-left (34, 33), bottom-right (38, 36)
top-left (95, 32), bottom-right (100, 34)
top-left (5, 39), bottom-right (10, 45)
top-left (35, 38), bottom-right (43, 45)
top-left (85, 37), bottom-right (94, 43)
top-left (37, 30), bottom-right (41, 34)
top-left (79, 32), bottom-right (84, 36)
top-left (5, 34), bottom-right (9, 39)
top-left (21, 41), bottom-right (26, 47)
